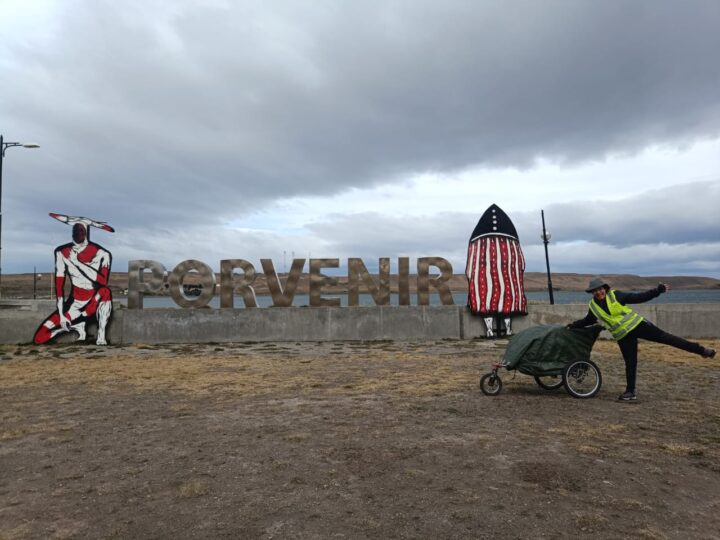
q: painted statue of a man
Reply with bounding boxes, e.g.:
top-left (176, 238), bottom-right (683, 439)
top-left (34, 213), bottom-right (115, 345)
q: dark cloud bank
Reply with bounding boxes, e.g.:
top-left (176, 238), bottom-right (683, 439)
top-left (2, 1), bottom-right (719, 275)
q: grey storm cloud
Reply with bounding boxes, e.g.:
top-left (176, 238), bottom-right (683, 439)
top-left (2, 1), bottom-right (720, 276)
top-left (309, 181), bottom-right (720, 251)
top-left (305, 212), bottom-right (457, 255)
top-left (4, 0), bottom-right (720, 232)
top-left (303, 181), bottom-right (720, 274)
top-left (521, 180), bottom-right (720, 248)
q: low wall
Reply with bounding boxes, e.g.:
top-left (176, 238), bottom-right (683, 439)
top-left (1, 300), bottom-right (719, 345)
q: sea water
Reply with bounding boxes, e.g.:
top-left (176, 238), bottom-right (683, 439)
top-left (123, 289), bottom-right (720, 309)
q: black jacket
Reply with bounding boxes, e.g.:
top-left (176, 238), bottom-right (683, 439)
top-left (569, 285), bottom-right (665, 328)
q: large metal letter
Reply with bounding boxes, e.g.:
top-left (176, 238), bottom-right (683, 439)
top-left (309, 258), bottom-right (340, 307)
top-left (398, 257), bottom-right (410, 306)
top-left (128, 260), bottom-right (166, 309)
top-left (417, 257), bottom-right (454, 306)
top-left (262, 258), bottom-right (305, 307)
top-left (220, 259), bottom-right (257, 308)
top-left (168, 260), bottom-right (216, 308)
top-left (348, 258), bottom-right (390, 306)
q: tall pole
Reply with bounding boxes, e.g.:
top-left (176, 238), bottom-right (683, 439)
top-left (0, 135), bottom-right (5, 298)
top-left (0, 135), bottom-right (40, 298)
top-left (541, 210), bottom-right (555, 305)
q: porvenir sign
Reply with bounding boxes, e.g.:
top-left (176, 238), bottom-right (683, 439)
top-left (128, 257), bottom-right (455, 309)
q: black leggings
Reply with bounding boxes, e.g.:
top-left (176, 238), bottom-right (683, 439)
top-left (617, 320), bottom-right (705, 392)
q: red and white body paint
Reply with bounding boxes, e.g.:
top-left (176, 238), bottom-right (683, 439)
top-left (34, 214), bottom-right (114, 345)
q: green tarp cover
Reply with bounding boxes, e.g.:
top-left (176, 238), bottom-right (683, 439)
top-left (501, 325), bottom-right (602, 376)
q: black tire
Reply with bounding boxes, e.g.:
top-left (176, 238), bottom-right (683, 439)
top-left (534, 375), bottom-right (564, 390)
top-left (480, 373), bottom-right (502, 396)
top-left (563, 359), bottom-right (602, 399)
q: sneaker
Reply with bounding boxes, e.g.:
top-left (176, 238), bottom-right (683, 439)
top-left (701, 347), bottom-right (716, 359)
top-left (618, 391), bottom-right (637, 401)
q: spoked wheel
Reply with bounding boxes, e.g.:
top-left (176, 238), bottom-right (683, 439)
top-left (534, 375), bottom-right (564, 390)
top-left (480, 372), bottom-right (503, 396)
top-left (563, 359), bottom-right (602, 399)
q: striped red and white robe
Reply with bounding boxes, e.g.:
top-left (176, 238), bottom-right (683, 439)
top-left (466, 204), bottom-right (527, 316)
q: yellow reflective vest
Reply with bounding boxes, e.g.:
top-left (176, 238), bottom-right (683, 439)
top-left (589, 289), bottom-right (644, 340)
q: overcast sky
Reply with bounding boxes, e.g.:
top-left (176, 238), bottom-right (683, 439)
top-left (1, 0), bottom-right (719, 280)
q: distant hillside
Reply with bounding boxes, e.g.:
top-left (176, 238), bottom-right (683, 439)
top-left (2, 271), bottom-right (718, 298)
top-left (521, 272), bottom-right (720, 292)
top-left (447, 273), bottom-right (720, 293)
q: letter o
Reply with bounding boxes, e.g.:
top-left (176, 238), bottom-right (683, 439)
top-left (168, 260), bottom-right (216, 308)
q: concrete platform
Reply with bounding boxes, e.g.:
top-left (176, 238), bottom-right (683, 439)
top-left (1, 300), bottom-right (718, 344)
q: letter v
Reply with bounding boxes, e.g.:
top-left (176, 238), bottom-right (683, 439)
top-left (261, 258), bottom-right (306, 307)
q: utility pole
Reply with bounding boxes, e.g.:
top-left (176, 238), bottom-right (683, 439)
top-left (0, 135), bottom-right (40, 297)
top-left (541, 210), bottom-right (555, 305)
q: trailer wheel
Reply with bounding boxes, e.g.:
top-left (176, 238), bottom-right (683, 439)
top-left (563, 359), bottom-right (602, 399)
top-left (480, 373), bottom-right (502, 396)
top-left (534, 375), bottom-right (564, 390)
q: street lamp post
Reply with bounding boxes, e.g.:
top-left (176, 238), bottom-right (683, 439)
top-left (0, 135), bottom-right (40, 298)
top-left (541, 209), bottom-right (555, 305)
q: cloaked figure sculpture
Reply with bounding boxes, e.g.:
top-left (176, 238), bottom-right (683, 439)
top-left (34, 213), bottom-right (115, 345)
top-left (465, 204), bottom-right (527, 337)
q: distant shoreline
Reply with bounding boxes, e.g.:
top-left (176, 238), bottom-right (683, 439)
top-left (2, 271), bottom-right (718, 300)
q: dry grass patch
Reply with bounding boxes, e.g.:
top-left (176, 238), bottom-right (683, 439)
top-left (178, 480), bottom-right (209, 498)
top-left (659, 442), bottom-right (704, 457)
top-left (0, 419), bottom-right (78, 441)
top-left (574, 511), bottom-right (608, 531)
top-left (0, 339), bottom-right (719, 539)
top-left (0, 523), bottom-right (34, 540)
top-left (637, 526), bottom-right (669, 540)
top-left (547, 422), bottom-right (627, 438)
top-left (0, 350), bottom-right (478, 401)
top-left (574, 444), bottom-right (606, 456)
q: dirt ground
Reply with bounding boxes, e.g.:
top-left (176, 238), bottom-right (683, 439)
top-left (1, 338), bottom-right (719, 539)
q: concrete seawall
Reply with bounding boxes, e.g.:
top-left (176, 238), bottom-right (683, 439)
top-left (1, 300), bottom-right (718, 345)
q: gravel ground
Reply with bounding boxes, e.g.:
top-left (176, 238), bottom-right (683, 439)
top-left (1, 338), bottom-right (719, 539)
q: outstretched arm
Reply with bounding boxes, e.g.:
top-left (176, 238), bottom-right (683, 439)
top-left (568, 309), bottom-right (598, 328)
top-left (615, 283), bottom-right (667, 305)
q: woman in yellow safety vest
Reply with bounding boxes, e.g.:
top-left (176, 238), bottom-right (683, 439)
top-left (568, 278), bottom-right (716, 402)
